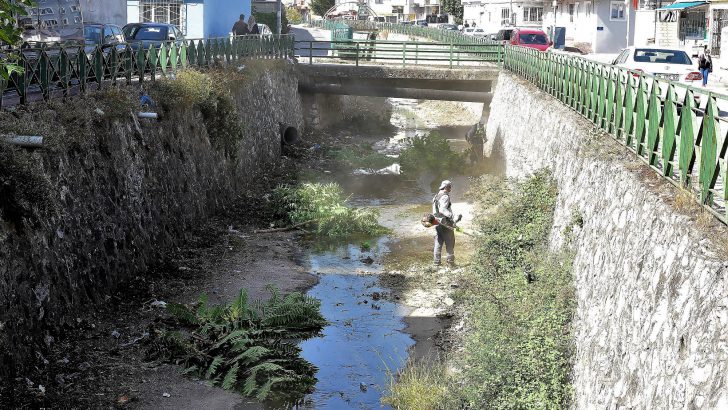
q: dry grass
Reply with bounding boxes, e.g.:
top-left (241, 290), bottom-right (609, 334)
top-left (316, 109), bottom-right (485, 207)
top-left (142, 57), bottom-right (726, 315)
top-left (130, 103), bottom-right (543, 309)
top-left (673, 188), bottom-right (701, 213)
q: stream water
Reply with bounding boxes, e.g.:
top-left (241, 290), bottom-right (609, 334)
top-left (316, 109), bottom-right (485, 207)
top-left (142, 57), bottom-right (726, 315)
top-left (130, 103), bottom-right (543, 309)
top-left (282, 99), bottom-right (478, 409)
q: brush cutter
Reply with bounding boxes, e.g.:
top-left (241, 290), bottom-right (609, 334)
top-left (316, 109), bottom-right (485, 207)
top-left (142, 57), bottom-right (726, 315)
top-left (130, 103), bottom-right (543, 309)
top-left (421, 213), bottom-right (474, 236)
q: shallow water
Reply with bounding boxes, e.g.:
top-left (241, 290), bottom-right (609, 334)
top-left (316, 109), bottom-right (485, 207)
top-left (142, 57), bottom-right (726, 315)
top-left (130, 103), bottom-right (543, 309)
top-left (297, 240), bottom-right (414, 409)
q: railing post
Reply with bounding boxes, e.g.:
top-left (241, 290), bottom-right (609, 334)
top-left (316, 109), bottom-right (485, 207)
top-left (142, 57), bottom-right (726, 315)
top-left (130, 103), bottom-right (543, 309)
top-left (415, 42), bottom-right (419, 65)
top-left (449, 42), bottom-right (453, 69)
top-left (356, 42), bottom-right (360, 67)
top-left (309, 40), bottom-right (313, 65)
top-left (402, 41), bottom-right (407, 67)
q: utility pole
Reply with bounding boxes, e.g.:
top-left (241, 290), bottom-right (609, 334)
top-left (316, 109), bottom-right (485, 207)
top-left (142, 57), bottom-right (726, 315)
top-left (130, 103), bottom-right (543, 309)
top-left (277, 0), bottom-right (282, 34)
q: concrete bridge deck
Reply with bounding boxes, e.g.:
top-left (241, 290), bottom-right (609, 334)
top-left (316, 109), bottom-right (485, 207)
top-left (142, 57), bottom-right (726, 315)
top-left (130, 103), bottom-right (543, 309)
top-left (297, 64), bottom-right (500, 102)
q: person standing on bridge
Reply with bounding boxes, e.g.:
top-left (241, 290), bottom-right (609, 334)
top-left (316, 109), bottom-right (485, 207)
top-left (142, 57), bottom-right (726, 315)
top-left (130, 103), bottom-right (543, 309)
top-left (232, 14), bottom-right (250, 36)
top-left (433, 180), bottom-right (460, 267)
top-left (248, 15), bottom-right (260, 35)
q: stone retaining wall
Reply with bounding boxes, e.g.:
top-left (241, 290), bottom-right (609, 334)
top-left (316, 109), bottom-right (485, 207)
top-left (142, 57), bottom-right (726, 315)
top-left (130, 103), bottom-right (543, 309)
top-left (0, 62), bottom-right (303, 388)
top-left (486, 72), bottom-right (728, 408)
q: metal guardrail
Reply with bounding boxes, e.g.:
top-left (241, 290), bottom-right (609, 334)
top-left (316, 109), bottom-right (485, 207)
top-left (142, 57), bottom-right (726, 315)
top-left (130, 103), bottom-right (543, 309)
top-left (294, 39), bottom-right (501, 68)
top-left (0, 34), bottom-right (294, 107)
top-left (504, 45), bottom-right (728, 223)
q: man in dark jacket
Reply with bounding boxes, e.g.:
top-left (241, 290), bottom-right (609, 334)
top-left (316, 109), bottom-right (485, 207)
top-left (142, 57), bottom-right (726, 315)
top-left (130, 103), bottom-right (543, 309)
top-left (232, 14), bottom-right (250, 36)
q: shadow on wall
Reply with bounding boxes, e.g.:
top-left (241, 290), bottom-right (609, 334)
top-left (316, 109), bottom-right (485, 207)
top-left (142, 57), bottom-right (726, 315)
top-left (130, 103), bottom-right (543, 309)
top-left (482, 125), bottom-right (506, 176)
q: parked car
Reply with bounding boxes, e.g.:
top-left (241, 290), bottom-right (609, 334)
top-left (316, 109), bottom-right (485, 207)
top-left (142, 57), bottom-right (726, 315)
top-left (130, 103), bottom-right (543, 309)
top-left (510, 28), bottom-right (551, 51)
top-left (611, 47), bottom-right (703, 103)
top-left (415, 19), bottom-right (428, 26)
top-left (495, 28), bottom-right (515, 41)
top-left (122, 22), bottom-right (185, 50)
top-left (439, 24), bottom-right (459, 31)
top-left (83, 23), bottom-right (126, 55)
top-left (257, 23), bottom-right (273, 36)
top-left (463, 27), bottom-right (486, 37)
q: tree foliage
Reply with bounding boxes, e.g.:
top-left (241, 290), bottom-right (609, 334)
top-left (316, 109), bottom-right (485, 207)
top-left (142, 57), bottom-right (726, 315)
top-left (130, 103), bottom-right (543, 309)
top-left (286, 7), bottom-right (303, 24)
top-left (441, 0), bottom-right (464, 24)
top-left (311, 0), bottom-right (335, 17)
top-left (0, 0), bottom-right (35, 79)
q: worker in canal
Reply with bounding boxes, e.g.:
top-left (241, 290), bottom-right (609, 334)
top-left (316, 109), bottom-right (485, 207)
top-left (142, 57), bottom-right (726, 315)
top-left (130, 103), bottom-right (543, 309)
top-left (433, 180), bottom-right (461, 267)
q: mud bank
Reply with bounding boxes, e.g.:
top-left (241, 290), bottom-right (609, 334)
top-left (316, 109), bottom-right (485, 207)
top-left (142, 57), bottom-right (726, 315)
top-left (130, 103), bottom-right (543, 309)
top-left (0, 61), bottom-right (303, 393)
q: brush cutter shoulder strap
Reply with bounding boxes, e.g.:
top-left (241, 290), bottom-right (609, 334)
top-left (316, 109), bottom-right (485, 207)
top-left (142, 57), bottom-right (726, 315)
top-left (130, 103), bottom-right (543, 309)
top-left (432, 191), bottom-right (452, 219)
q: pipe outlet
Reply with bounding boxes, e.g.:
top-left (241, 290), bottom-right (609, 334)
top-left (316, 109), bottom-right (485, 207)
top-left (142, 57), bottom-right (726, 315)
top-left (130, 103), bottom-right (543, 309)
top-left (280, 125), bottom-right (299, 145)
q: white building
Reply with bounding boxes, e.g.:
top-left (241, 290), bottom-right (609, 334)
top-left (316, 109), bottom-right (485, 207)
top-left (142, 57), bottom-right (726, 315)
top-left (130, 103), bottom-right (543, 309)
top-left (462, 0), bottom-right (544, 34)
top-left (543, 0), bottom-right (635, 53)
top-left (331, 0), bottom-right (437, 22)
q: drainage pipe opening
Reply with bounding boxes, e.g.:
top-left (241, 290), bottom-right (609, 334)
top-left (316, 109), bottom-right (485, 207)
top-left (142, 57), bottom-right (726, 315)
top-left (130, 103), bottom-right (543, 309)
top-left (281, 125), bottom-right (299, 145)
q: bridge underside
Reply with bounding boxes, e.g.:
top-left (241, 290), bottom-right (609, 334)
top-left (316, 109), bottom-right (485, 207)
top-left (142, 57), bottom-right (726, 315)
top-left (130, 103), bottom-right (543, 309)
top-left (297, 64), bottom-right (498, 103)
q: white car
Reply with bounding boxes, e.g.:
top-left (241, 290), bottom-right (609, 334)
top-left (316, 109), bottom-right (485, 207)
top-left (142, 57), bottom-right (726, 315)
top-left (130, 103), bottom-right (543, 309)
top-left (463, 27), bottom-right (486, 37)
top-left (258, 23), bottom-right (273, 36)
top-left (612, 47), bottom-right (702, 91)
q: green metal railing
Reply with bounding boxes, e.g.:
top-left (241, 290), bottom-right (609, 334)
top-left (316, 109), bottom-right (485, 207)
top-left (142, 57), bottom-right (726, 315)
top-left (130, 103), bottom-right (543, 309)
top-left (294, 38), bottom-right (500, 67)
top-left (0, 34), bottom-right (294, 107)
top-left (311, 19), bottom-right (500, 46)
top-left (503, 45), bottom-right (728, 223)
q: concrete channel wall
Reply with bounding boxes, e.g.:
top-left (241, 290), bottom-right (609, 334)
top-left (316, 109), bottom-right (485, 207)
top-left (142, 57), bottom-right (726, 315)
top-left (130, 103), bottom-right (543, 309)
top-left (486, 72), bottom-right (728, 408)
top-left (0, 62), bottom-right (303, 384)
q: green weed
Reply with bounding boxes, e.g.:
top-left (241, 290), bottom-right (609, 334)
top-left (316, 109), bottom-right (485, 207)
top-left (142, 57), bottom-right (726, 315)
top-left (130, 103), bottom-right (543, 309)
top-left (452, 170), bottom-right (575, 409)
top-left (381, 359), bottom-right (454, 410)
top-left (326, 145), bottom-right (393, 171)
top-left (151, 286), bottom-right (327, 401)
top-left (399, 132), bottom-right (464, 178)
top-left (265, 182), bottom-right (388, 237)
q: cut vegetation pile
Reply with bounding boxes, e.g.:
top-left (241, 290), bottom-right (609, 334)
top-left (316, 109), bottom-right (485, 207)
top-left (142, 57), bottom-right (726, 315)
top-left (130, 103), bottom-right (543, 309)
top-left (150, 286), bottom-right (326, 401)
top-left (262, 182), bottom-right (388, 237)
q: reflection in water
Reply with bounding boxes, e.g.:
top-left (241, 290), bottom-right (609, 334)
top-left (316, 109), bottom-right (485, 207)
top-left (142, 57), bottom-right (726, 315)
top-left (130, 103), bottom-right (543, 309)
top-left (298, 240), bottom-right (414, 409)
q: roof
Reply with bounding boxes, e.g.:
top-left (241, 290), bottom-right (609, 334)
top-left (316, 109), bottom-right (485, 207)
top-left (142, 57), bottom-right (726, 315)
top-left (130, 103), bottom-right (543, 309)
top-left (657, 1), bottom-right (708, 10)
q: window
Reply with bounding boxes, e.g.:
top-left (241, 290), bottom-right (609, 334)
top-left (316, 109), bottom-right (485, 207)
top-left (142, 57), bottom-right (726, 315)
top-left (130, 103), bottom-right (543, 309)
top-left (634, 48), bottom-right (691, 64)
top-left (501, 7), bottom-right (511, 25)
top-left (523, 7), bottom-right (543, 22)
top-left (375, 0), bottom-right (383, 4)
top-left (569, 4), bottom-right (575, 22)
top-left (610, 1), bottom-right (626, 20)
top-left (104, 26), bottom-right (115, 43)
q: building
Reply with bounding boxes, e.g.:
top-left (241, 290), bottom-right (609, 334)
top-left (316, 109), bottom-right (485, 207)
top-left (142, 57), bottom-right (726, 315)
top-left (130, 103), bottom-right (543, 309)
top-left (126, 0), bottom-right (252, 39)
top-left (654, 1), bottom-right (708, 56)
top-left (80, 0), bottom-right (127, 25)
top-left (463, 0), bottom-right (544, 34)
top-left (543, 0), bottom-right (635, 53)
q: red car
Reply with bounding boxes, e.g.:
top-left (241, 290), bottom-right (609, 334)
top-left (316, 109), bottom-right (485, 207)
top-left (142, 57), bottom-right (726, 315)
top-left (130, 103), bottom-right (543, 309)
top-left (510, 28), bottom-right (552, 52)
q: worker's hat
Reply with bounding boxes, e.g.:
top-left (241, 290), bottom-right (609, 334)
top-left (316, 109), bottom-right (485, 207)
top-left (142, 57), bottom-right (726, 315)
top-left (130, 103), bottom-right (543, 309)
top-left (439, 180), bottom-right (452, 190)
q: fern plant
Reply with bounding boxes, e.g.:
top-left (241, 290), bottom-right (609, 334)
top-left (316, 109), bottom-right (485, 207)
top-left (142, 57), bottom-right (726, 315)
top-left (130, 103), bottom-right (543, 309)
top-left (150, 285), bottom-right (326, 401)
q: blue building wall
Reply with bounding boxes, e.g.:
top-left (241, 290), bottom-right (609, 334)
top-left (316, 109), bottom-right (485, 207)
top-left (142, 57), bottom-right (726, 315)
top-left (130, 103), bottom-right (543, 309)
top-left (203, 0), bottom-right (251, 38)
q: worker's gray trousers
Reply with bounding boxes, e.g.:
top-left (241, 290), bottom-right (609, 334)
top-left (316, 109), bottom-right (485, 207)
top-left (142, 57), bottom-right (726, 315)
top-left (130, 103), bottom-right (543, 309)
top-left (434, 225), bottom-right (455, 265)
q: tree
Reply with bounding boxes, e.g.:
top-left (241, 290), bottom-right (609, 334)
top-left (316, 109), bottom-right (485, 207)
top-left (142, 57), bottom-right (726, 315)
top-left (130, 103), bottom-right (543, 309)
top-left (0, 0), bottom-right (36, 79)
top-left (311, 0), bottom-right (335, 18)
top-left (286, 7), bottom-right (303, 24)
top-left (441, 0), bottom-right (463, 24)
